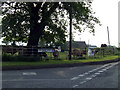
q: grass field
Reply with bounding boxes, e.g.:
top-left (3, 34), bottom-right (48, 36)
top-left (2, 55), bottom-right (119, 67)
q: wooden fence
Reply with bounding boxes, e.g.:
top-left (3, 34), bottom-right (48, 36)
top-left (2, 45), bottom-right (54, 56)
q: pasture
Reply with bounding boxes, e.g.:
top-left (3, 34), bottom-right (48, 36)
top-left (2, 45), bottom-right (119, 62)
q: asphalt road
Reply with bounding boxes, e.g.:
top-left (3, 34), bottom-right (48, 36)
top-left (2, 62), bottom-right (120, 88)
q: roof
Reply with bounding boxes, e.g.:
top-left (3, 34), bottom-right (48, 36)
top-left (67, 41), bottom-right (87, 49)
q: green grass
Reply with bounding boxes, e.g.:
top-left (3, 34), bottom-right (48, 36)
top-left (2, 55), bottom-right (119, 67)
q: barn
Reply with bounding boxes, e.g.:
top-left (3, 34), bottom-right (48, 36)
top-left (67, 41), bottom-right (87, 49)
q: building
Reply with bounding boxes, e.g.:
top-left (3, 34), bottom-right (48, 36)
top-left (88, 45), bottom-right (97, 48)
top-left (67, 41), bottom-right (87, 49)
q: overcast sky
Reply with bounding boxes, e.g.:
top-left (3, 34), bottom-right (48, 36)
top-left (0, 0), bottom-right (120, 47)
top-left (74, 0), bottom-right (119, 47)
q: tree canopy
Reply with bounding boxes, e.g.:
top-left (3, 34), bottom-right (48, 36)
top-left (2, 1), bottom-right (101, 46)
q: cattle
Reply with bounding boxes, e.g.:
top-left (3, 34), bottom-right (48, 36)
top-left (72, 48), bottom-right (83, 59)
top-left (66, 48), bottom-right (87, 59)
top-left (53, 49), bottom-right (59, 59)
top-left (38, 52), bottom-right (49, 60)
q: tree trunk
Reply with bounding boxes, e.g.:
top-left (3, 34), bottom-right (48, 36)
top-left (27, 3), bottom-right (41, 46)
top-left (27, 2), bottom-right (59, 46)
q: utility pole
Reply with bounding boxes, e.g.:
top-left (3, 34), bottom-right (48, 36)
top-left (69, 3), bottom-right (72, 60)
top-left (107, 26), bottom-right (110, 46)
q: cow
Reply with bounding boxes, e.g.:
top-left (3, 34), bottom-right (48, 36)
top-left (72, 48), bottom-right (83, 59)
top-left (66, 48), bottom-right (87, 59)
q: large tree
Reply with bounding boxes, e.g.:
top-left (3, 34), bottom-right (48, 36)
top-left (2, 1), bottom-right (100, 46)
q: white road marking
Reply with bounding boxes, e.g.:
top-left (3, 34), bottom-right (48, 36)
top-left (71, 64), bottom-right (111, 80)
top-left (87, 64), bottom-right (110, 73)
top-left (95, 73), bottom-right (100, 75)
top-left (88, 70), bottom-right (94, 73)
top-left (79, 81), bottom-right (87, 84)
top-left (98, 71), bottom-right (104, 73)
top-left (91, 75), bottom-right (96, 78)
top-left (86, 77), bottom-right (92, 80)
top-left (22, 72), bottom-right (37, 75)
top-left (71, 77), bottom-right (79, 80)
top-left (78, 74), bottom-right (84, 77)
top-left (73, 85), bottom-right (79, 88)
top-left (84, 72), bottom-right (89, 75)
top-left (71, 62), bottom-right (118, 87)
top-left (102, 69), bottom-right (107, 71)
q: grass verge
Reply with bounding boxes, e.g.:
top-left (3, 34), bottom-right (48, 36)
top-left (2, 55), bottom-right (119, 67)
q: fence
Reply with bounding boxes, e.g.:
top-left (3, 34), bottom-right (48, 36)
top-left (2, 45), bottom-right (118, 61)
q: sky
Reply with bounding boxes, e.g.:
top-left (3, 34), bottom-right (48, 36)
top-left (74, 0), bottom-right (120, 47)
top-left (0, 0), bottom-right (120, 47)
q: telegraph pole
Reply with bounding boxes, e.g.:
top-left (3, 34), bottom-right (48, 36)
top-left (69, 3), bottom-right (72, 60)
top-left (107, 26), bottom-right (110, 46)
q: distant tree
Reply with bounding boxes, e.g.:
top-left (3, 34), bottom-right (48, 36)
top-left (101, 44), bottom-right (107, 47)
top-left (2, 1), bottom-right (101, 46)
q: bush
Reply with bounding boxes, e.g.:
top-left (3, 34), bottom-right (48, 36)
top-left (2, 53), bottom-right (14, 62)
top-left (2, 53), bottom-right (43, 62)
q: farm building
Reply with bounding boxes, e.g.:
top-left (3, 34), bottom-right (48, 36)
top-left (67, 41), bottom-right (87, 49)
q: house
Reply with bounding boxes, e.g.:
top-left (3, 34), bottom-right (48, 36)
top-left (67, 41), bottom-right (87, 49)
top-left (88, 45), bottom-right (97, 48)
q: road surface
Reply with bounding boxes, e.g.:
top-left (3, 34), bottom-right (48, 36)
top-left (2, 62), bottom-right (119, 88)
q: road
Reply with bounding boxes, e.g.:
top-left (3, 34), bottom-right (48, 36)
top-left (2, 62), bottom-right (120, 88)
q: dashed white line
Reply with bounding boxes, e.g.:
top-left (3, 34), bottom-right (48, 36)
top-left (98, 71), bottom-right (104, 73)
top-left (71, 62), bottom-right (118, 87)
top-left (78, 74), bottom-right (84, 77)
top-left (73, 85), bottom-right (79, 88)
top-left (84, 72), bottom-right (89, 75)
top-left (71, 77), bottom-right (79, 80)
top-left (86, 77), bottom-right (92, 80)
top-left (91, 75), bottom-right (96, 78)
top-left (102, 69), bottom-right (107, 71)
top-left (22, 72), bottom-right (37, 75)
top-left (95, 73), bottom-right (100, 75)
top-left (71, 63), bottom-right (114, 81)
top-left (88, 70), bottom-right (94, 73)
top-left (79, 81), bottom-right (87, 84)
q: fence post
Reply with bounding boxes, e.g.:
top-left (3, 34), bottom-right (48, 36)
top-left (31, 46), bottom-right (33, 56)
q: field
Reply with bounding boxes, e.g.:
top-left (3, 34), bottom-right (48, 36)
top-left (1, 47), bottom-right (120, 67)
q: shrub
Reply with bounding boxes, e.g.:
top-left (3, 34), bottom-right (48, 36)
top-left (2, 53), bottom-right (43, 62)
